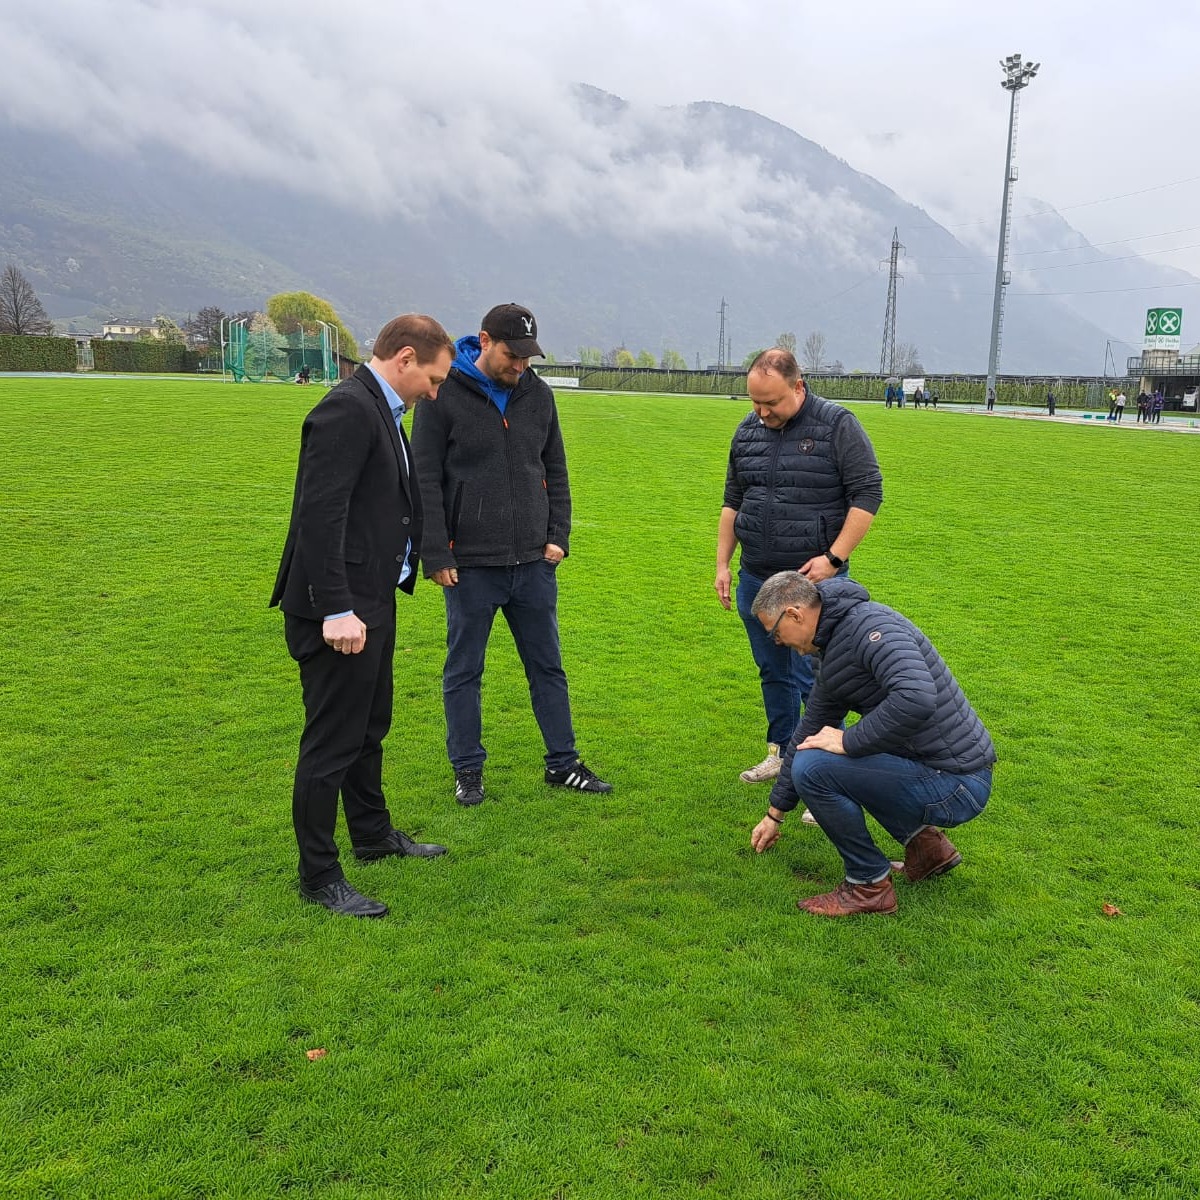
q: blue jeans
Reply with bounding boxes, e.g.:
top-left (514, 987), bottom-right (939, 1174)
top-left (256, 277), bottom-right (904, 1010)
top-left (792, 751), bottom-right (993, 884)
top-left (442, 561), bottom-right (577, 773)
top-left (736, 568), bottom-right (816, 747)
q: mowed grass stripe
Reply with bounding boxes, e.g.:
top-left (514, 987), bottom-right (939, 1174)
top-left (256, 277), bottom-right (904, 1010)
top-left (1, 377), bottom-right (1198, 1198)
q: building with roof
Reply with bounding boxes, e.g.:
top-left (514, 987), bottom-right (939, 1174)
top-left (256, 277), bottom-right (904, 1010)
top-left (101, 319), bottom-right (158, 341)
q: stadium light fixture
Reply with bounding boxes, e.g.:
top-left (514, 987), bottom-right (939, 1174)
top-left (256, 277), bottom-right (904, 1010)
top-left (985, 53), bottom-right (1039, 401)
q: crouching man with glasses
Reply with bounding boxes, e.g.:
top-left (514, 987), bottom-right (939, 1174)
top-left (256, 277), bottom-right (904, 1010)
top-left (749, 572), bottom-right (996, 917)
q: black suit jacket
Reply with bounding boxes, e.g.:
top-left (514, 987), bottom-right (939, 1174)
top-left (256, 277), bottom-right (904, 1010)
top-left (271, 365), bottom-right (422, 627)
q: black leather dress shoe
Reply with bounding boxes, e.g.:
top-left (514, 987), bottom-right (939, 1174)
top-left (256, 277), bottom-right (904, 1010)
top-left (300, 878), bottom-right (388, 918)
top-left (354, 829), bottom-right (448, 862)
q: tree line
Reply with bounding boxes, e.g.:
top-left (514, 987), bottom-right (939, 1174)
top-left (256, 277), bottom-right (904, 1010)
top-left (574, 332), bottom-right (921, 376)
top-left (4, 260), bottom-right (927, 377)
top-left (0, 266), bottom-right (360, 363)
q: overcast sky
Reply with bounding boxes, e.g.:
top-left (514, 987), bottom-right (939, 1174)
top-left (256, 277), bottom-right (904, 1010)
top-left (4, 0), bottom-right (1199, 282)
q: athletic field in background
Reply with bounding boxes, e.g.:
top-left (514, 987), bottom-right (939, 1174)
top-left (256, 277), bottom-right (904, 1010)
top-left (2, 377), bottom-right (1197, 1198)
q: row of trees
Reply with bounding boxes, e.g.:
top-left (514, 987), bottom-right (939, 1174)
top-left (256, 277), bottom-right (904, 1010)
top-left (571, 331), bottom-right (920, 376)
top-left (4, 261), bottom-right (927, 376)
top-left (572, 332), bottom-right (921, 376)
top-left (577, 347), bottom-right (694, 370)
top-left (0, 265), bottom-right (359, 362)
top-left (742, 331), bottom-right (922, 376)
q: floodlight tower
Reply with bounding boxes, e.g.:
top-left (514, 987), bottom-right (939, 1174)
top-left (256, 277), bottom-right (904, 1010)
top-left (985, 52), bottom-right (1039, 400)
top-left (717, 298), bottom-right (728, 369)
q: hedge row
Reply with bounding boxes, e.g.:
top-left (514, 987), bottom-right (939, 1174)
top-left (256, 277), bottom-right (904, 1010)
top-left (0, 335), bottom-right (77, 372)
top-left (0, 335), bottom-right (204, 374)
top-left (91, 341), bottom-right (201, 374)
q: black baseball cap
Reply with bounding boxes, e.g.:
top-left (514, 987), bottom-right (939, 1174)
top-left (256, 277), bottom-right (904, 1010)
top-left (481, 303), bottom-right (543, 358)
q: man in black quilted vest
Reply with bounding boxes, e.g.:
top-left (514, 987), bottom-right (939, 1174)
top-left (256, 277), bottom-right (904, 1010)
top-left (748, 572), bottom-right (996, 917)
top-left (715, 348), bottom-right (883, 789)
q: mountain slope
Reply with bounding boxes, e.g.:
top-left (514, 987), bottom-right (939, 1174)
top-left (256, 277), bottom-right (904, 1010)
top-left (1, 95), bottom-right (1185, 372)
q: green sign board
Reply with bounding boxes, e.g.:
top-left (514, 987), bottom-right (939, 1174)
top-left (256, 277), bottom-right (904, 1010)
top-left (1144, 308), bottom-right (1183, 350)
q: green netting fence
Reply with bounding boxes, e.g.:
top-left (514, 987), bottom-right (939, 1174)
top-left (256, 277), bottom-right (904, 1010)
top-left (224, 322), bottom-right (338, 384)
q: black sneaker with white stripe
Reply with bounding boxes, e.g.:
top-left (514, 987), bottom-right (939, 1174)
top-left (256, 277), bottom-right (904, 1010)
top-left (454, 769), bottom-right (485, 806)
top-left (544, 760), bottom-right (612, 793)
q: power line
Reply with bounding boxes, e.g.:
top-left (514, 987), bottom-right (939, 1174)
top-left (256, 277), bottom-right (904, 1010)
top-left (922, 279), bottom-right (1200, 298)
top-left (822, 271), bottom-right (880, 305)
top-left (912, 222), bottom-right (1200, 261)
top-left (919, 238), bottom-right (1200, 278)
top-left (1011, 280), bottom-right (1200, 297)
top-left (1034, 174), bottom-right (1200, 218)
top-left (936, 172), bottom-right (1200, 232)
top-left (1027, 241), bottom-right (1200, 273)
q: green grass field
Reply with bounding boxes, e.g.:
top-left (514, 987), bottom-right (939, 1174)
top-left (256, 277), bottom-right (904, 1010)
top-left (2, 377), bottom-right (1198, 1199)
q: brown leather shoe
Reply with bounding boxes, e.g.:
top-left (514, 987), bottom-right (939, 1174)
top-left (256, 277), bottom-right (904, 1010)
top-left (903, 826), bottom-right (963, 883)
top-left (797, 877), bottom-right (898, 917)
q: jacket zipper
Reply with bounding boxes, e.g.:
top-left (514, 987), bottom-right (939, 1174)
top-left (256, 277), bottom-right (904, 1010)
top-left (449, 481), bottom-right (464, 547)
top-left (765, 428), bottom-right (783, 561)
top-left (501, 405), bottom-right (520, 563)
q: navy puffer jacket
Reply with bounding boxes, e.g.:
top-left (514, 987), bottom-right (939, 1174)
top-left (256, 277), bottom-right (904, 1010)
top-left (768, 577), bottom-right (997, 812)
top-left (723, 393), bottom-right (883, 577)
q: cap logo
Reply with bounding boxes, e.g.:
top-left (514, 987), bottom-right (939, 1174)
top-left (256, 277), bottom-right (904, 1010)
top-left (521, 317), bottom-right (534, 335)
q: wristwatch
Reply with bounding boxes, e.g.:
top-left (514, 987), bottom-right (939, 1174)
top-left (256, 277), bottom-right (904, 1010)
top-left (825, 550), bottom-right (845, 569)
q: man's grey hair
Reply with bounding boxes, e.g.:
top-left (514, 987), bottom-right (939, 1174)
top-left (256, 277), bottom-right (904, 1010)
top-left (749, 571), bottom-right (820, 619)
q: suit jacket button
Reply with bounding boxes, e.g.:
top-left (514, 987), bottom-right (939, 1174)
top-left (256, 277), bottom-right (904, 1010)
top-left (395, 555), bottom-right (404, 562)
top-left (401, 516), bottom-right (411, 526)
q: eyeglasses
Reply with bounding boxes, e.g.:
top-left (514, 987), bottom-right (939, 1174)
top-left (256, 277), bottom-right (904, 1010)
top-left (767, 608), bottom-right (791, 644)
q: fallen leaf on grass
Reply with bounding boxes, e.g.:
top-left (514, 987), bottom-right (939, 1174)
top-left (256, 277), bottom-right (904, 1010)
top-left (305, 1048), bottom-right (328, 1061)
top-left (1101, 903), bottom-right (1123, 917)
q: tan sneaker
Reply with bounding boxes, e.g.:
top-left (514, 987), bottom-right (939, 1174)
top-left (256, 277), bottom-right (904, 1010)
top-left (740, 744), bottom-right (782, 783)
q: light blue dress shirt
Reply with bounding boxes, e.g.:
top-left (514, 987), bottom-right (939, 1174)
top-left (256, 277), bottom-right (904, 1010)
top-left (324, 367), bottom-right (412, 620)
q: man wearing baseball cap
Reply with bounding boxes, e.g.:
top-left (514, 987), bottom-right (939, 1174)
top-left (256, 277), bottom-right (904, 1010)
top-left (411, 303), bottom-right (612, 806)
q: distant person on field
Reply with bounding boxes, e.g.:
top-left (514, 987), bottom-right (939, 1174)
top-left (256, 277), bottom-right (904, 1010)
top-left (411, 302), bottom-right (612, 808)
top-left (885, 384), bottom-right (894, 409)
top-left (1152, 391), bottom-right (1165, 423)
top-left (715, 347), bottom-right (883, 793)
top-left (1115, 390), bottom-right (1127, 422)
top-left (1107, 388), bottom-right (1118, 420)
top-left (930, 388), bottom-right (939, 409)
top-left (1046, 389), bottom-right (1056, 416)
top-left (1135, 392), bottom-right (1148, 423)
top-left (271, 314), bottom-right (456, 919)
top-left (748, 571), bottom-right (996, 917)
top-left (896, 383), bottom-right (905, 409)
top-left (986, 386), bottom-right (995, 411)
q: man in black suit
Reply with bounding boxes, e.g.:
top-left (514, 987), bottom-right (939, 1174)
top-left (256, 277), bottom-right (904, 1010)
top-left (271, 314), bottom-right (455, 917)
